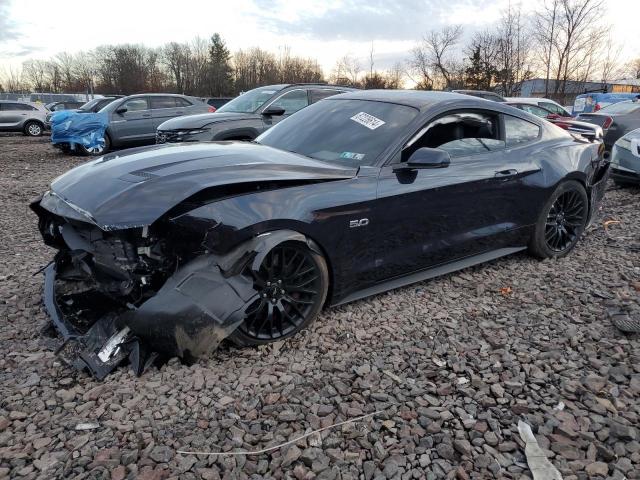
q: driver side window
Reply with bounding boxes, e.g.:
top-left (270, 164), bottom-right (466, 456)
top-left (268, 90), bottom-right (309, 115)
top-left (404, 111), bottom-right (504, 160)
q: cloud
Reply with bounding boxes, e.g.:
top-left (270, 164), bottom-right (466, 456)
top-left (255, 0), bottom-right (451, 42)
top-left (0, 0), bottom-right (20, 43)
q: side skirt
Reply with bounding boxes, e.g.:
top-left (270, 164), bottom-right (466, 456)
top-left (333, 247), bottom-right (526, 306)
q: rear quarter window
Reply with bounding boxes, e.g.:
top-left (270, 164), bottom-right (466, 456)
top-left (504, 115), bottom-right (540, 146)
top-left (175, 97), bottom-right (192, 107)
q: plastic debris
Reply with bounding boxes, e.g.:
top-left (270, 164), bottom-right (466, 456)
top-left (74, 422), bottom-right (100, 431)
top-left (518, 420), bottom-right (562, 480)
top-left (51, 111), bottom-right (108, 151)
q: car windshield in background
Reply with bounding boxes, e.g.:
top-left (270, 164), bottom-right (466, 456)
top-left (600, 101), bottom-right (640, 114)
top-left (256, 99), bottom-right (419, 166)
top-left (78, 99), bottom-right (102, 111)
top-left (217, 86), bottom-right (283, 113)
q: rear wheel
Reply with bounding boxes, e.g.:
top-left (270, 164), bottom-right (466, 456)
top-left (528, 180), bottom-right (588, 259)
top-left (228, 241), bottom-right (329, 346)
top-left (24, 121), bottom-right (43, 137)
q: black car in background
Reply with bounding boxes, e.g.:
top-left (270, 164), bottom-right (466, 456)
top-left (156, 83), bottom-right (356, 143)
top-left (202, 97), bottom-right (233, 111)
top-left (576, 100), bottom-right (640, 151)
top-left (45, 100), bottom-right (85, 112)
top-left (32, 90), bottom-right (610, 377)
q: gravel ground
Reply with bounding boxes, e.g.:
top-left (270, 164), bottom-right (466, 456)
top-left (1, 133), bottom-right (639, 480)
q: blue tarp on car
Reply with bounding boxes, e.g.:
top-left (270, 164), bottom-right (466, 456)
top-left (50, 111), bottom-right (108, 151)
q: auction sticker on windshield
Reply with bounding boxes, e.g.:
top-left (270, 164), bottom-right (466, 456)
top-left (350, 112), bottom-right (385, 130)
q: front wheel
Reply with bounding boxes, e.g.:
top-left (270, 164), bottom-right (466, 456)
top-left (528, 180), bottom-right (589, 259)
top-left (78, 134), bottom-right (110, 156)
top-left (228, 241), bottom-right (329, 346)
top-left (24, 121), bottom-right (43, 137)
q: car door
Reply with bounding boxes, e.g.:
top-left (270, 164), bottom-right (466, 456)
top-left (110, 97), bottom-right (154, 144)
top-left (373, 109), bottom-right (541, 281)
top-left (0, 103), bottom-right (27, 128)
top-left (261, 89), bottom-right (310, 129)
top-left (150, 96), bottom-right (181, 130)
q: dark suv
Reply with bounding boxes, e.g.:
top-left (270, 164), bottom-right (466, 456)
top-left (156, 84), bottom-right (356, 144)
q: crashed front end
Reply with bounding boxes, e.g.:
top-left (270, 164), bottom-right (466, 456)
top-left (31, 191), bottom-right (256, 379)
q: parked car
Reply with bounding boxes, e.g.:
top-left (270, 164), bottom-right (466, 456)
top-left (0, 100), bottom-right (47, 136)
top-left (576, 100), bottom-right (640, 150)
top-left (451, 90), bottom-right (505, 102)
top-left (46, 100), bottom-right (85, 112)
top-left (156, 84), bottom-right (356, 144)
top-left (572, 92), bottom-right (639, 115)
top-left (53, 93), bottom-right (213, 155)
top-left (505, 97), bottom-right (572, 116)
top-left (31, 90), bottom-right (609, 378)
top-left (45, 96), bottom-right (123, 128)
top-left (505, 102), bottom-right (575, 129)
top-left (610, 128), bottom-right (640, 186)
top-left (202, 97), bottom-right (233, 111)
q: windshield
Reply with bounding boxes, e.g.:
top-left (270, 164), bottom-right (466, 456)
top-left (217, 86), bottom-right (283, 113)
top-left (601, 101), bottom-right (640, 114)
top-left (256, 99), bottom-right (419, 167)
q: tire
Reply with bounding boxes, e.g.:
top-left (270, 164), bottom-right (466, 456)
top-left (23, 121), bottom-right (43, 137)
top-left (228, 240), bottom-right (329, 347)
top-left (528, 180), bottom-right (589, 259)
top-left (78, 134), bottom-right (110, 156)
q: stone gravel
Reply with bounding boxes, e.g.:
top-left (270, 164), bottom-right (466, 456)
top-left (1, 133), bottom-right (639, 480)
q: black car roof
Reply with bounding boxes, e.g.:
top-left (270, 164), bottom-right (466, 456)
top-left (331, 90), bottom-right (473, 109)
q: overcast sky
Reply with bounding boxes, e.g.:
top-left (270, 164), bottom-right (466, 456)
top-left (1, 0), bottom-right (639, 75)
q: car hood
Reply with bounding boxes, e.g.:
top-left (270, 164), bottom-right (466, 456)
top-left (44, 142), bottom-right (356, 230)
top-left (158, 112), bottom-right (261, 130)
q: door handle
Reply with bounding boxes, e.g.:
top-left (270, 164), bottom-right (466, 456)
top-left (175, 111), bottom-right (184, 115)
top-left (142, 114), bottom-right (151, 118)
top-left (494, 169), bottom-right (518, 178)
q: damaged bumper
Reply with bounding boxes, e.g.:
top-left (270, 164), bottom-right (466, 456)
top-left (43, 254), bottom-right (256, 379)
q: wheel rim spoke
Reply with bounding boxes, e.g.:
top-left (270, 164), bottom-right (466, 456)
top-left (239, 243), bottom-right (322, 340)
top-left (544, 190), bottom-right (586, 252)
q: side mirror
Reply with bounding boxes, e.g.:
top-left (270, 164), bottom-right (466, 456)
top-left (262, 106), bottom-right (286, 116)
top-left (394, 147), bottom-right (451, 172)
top-left (546, 113), bottom-right (560, 120)
top-left (116, 107), bottom-right (127, 114)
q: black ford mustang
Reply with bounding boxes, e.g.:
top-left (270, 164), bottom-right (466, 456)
top-left (32, 90), bottom-right (610, 378)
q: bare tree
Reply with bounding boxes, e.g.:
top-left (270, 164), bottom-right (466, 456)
top-left (331, 55), bottom-right (361, 86)
top-left (0, 65), bottom-right (25, 92)
top-left (410, 25), bottom-right (462, 89)
top-left (22, 59), bottom-right (48, 91)
top-left (535, 0), bottom-right (606, 101)
top-left (464, 31), bottom-right (499, 90)
top-left (495, 3), bottom-right (532, 96)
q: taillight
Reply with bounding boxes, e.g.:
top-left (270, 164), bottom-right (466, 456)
top-left (594, 103), bottom-right (601, 111)
top-left (208, 106), bottom-right (216, 113)
top-left (602, 116), bottom-right (613, 129)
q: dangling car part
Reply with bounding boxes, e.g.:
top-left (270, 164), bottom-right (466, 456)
top-left (32, 90), bottom-right (610, 378)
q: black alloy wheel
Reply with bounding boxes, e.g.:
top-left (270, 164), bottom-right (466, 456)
top-left (232, 241), bottom-right (328, 345)
top-left (544, 190), bottom-right (587, 252)
top-left (529, 180), bottom-right (588, 259)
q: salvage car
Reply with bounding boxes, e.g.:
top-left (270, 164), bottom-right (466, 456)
top-left (610, 128), bottom-right (640, 186)
top-left (31, 90), bottom-right (610, 378)
top-left (576, 100), bottom-right (640, 151)
top-left (53, 94), bottom-right (213, 155)
top-left (156, 84), bottom-right (355, 143)
top-left (0, 100), bottom-right (47, 136)
top-left (45, 96), bottom-right (123, 129)
top-left (505, 97), bottom-right (571, 117)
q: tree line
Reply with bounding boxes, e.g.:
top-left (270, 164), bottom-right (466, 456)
top-left (1, 0), bottom-right (639, 101)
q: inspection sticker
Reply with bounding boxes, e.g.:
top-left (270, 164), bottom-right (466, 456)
top-left (350, 112), bottom-right (385, 130)
top-left (340, 151), bottom-right (365, 160)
